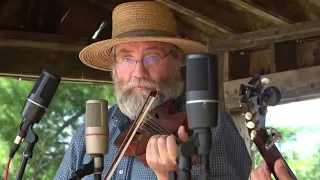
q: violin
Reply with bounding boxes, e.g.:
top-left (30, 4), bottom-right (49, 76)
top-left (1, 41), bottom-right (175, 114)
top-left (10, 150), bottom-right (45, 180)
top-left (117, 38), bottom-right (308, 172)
top-left (103, 90), bottom-right (199, 180)
top-left (238, 74), bottom-right (297, 180)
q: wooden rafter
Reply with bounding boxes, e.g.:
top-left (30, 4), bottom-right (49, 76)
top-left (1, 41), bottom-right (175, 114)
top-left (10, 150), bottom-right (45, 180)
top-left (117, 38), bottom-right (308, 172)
top-left (224, 66), bottom-right (320, 110)
top-left (240, 0), bottom-right (320, 23)
top-left (0, 30), bottom-right (88, 51)
top-left (0, 31), bottom-right (112, 83)
top-left (226, 0), bottom-right (291, 24)
top-left (208, 19), bottom-right (320, 52)
top-left (154, 0), bottom-right (235, 35)
top-left (309, 0), bottom-right (320, 7)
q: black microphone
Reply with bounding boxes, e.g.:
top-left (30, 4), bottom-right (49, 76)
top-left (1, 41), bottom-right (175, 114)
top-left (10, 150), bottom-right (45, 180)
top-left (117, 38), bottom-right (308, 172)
top-left (71, 99), bottom-right (109, 180)
top-left (186, 53), bottom-right (219, 129)
top-left (185, 53), bottom-right (219, 180)
top-left (9, 69), bottom-right (61, 159)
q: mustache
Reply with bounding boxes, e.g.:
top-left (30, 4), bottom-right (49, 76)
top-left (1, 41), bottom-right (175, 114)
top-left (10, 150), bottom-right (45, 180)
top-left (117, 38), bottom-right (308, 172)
top-left (118, 78), bottom-right (161, 92)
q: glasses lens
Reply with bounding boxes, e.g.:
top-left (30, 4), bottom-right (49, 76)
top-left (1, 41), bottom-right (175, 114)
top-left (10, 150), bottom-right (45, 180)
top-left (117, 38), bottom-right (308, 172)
top-left (143, 55), bottom-right (160, 67)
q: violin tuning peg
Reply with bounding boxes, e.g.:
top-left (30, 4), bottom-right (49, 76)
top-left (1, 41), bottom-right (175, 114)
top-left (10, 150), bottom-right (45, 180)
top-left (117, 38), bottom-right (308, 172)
top-left (246, 121), bottom-right (255, 129)
top-left (261, 78), bottom-right (270, 85)
top-left (250, 130), bottom-right (257, 140)
top-left (239, 84), bottom-right (246, 96)
top-left (245, 112), bottom-right (252, 120)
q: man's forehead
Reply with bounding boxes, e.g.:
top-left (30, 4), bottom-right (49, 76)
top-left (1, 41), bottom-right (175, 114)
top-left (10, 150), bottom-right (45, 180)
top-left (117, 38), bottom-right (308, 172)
top-left (115, 41), bottom-right (169, 53)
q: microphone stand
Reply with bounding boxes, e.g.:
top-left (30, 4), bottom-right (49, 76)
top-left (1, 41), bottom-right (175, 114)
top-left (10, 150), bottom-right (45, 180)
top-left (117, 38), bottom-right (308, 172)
top-left (169, 127), bottom-right (212, 180)
top-left (70, 155), bottom-right (104, 180)
top-left (93, 154), bottom-right (104, 180)
top-left (16, 124), bottom-right (38, 180)
top-left (70, 160), bottom-right (94, 180)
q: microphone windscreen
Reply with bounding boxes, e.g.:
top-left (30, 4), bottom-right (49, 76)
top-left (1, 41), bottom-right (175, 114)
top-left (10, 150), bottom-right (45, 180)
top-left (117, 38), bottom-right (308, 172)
top-left (30, 70), bottom-right (61, 106)
top-left (21, 69), bottom-right (61, 123)
top-left (186, 53), bottom-right (218, 92)
top-left (85, 99), bottom-right (109, 155)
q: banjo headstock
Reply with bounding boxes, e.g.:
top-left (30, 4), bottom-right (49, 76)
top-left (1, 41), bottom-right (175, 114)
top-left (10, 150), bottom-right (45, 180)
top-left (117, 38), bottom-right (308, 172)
top-left (239, 74), bottom-right (282, 150)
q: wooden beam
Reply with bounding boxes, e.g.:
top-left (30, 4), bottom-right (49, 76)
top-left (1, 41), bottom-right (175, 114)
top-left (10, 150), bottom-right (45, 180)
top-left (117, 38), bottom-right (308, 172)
top-left (226, 0), bottom-right (291, 24)
top-left (172, 11), bottom-right (226, 44)
top-left (309, 0), bottom-right (320, 7)
top-left (0, 0), bottom-right (29, 30)
top-left (0, 30), bottom-right (88, 52)
top-left (241, 0), bottom-right (320, 23)
top-left (208, 19), bottom-right (320, 52)
top-left (0, 31), bottom-right (112, 83)
top-left (223, 66), bottom-right (320, 110)
top-left (0, 46), bottom-right (112, 84)
top-left (154, 0), bottom-right (235, 35)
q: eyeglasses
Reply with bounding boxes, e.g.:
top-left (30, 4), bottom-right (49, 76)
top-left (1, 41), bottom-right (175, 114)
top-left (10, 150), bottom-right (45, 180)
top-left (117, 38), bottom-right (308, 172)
top-left (115, 50), bottom-right (172, 71)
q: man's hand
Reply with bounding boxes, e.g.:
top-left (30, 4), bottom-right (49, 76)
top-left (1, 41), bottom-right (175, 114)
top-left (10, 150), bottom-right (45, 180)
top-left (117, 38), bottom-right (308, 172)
top-left (251, 159), bottom-right (293, 180)
top-left (146, 125), bottom-right (189, 180)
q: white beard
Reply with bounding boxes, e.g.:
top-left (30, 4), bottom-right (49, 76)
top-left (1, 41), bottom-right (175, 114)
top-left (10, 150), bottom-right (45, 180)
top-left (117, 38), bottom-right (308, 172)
top-left (112, 66), bottom-right (184, 120)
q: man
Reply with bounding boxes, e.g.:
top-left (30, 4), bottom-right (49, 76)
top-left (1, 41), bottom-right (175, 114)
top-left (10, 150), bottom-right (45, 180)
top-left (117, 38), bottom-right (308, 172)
top-left (55, 1), bottom-right (292, 180)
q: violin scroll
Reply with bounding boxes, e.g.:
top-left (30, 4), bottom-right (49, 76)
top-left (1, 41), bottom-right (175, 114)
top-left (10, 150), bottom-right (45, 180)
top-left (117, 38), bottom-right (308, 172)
top-left (238, 74), bottom-right (297, 180)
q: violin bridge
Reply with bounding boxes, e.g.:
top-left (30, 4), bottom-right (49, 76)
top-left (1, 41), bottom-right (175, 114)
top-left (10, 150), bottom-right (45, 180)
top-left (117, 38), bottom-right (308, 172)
top-left (265, 127), bottom-right (282, 150)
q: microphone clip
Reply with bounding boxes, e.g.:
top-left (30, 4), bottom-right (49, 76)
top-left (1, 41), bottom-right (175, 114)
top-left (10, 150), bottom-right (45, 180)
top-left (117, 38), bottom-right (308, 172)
top-left (169, 128), bottom-right (212, 180)
top-left (16, 123), bottom-right (39, 180)
top-left (70, 154), bottom-right (104, 180)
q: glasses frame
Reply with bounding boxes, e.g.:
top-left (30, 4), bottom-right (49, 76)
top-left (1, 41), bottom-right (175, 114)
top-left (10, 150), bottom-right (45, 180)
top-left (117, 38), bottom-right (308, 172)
top-left (114, 50), bottom-right (173, 71)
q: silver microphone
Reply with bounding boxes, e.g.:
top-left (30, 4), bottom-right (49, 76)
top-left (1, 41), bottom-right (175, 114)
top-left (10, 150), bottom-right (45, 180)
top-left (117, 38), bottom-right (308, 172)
top-left (85, 99), bottom-right (109, 179)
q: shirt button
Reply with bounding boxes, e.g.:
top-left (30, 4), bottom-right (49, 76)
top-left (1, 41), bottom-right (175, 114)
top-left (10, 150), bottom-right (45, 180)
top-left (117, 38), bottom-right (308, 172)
top-left (119, 170), bottom-right (123, 174)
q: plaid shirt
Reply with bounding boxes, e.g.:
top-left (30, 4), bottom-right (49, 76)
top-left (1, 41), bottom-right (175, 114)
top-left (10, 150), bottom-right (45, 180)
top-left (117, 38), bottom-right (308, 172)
top-left (55, 97), bottom-right (252, 180)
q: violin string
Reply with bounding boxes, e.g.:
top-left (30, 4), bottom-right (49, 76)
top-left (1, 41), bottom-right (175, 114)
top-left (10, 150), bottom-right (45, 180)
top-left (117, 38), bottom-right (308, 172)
top-left (144, 115), bottom-right (175, 136)
top-left (139, 115), bottom-right (200, 165)
top-left (143, 118), bottom-right (199, 164)
top-left (140, 123), bottom-right (159, 136)
top-left (141, 117), bottom-right (171, 135)
top-left (137, 115), bottom-right (171, 137)
top-left (150, 116), bottom-right (200, 164)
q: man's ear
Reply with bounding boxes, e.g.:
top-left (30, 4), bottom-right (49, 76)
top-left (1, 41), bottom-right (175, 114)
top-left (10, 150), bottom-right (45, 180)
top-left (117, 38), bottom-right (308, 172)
top-left (175, 48), bottom-right (185, 64)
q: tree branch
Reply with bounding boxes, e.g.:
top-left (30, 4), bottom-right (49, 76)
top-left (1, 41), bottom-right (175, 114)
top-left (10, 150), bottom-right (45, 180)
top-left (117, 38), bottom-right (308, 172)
top-left (52, 108), bottom-right (85, 138)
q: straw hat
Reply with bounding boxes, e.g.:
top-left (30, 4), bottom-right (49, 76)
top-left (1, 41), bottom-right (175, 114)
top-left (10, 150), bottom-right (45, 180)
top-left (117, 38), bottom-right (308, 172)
top-left (79, 1), bottom-right (207, 72)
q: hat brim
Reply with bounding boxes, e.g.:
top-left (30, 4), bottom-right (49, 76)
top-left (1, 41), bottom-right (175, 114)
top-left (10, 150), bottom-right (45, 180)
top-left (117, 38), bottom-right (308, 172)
top-left (79, 36), bottom-right (207, 72)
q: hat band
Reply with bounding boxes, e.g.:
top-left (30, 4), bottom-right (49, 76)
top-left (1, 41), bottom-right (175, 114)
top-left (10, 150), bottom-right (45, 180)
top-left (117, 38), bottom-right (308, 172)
top-left (113, 30), bottom-right (176, 38)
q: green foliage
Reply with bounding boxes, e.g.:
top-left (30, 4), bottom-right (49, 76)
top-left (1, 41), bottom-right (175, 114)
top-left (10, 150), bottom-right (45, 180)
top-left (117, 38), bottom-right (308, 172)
top-left (0, 77), bottom-right (116, 180)
top-left (1, 76), bottom-right (319, 180)
top-left (253, 127), bottom-right (320, 180)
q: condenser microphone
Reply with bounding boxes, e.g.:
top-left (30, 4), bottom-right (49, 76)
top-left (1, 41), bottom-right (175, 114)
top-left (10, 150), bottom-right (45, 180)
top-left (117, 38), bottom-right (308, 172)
top-left (186, 53), bottom-right (219, 129)
top-left (9, 69), bottom-right (61, 158)
top-left (185, 53), bottom-right (219, 180)
top-left (85, 99), bottom-right (109, 180)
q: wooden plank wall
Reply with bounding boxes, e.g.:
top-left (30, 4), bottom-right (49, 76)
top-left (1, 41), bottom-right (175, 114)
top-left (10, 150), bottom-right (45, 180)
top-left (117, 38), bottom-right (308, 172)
top-left (209, 20), bottom-right (320, 166)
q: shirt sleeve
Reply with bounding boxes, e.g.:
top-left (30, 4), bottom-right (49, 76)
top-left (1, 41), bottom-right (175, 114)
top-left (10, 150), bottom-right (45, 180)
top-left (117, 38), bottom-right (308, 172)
top-left (54, 124), bottom-right (86, 180)
top-left (191, 108), bottom-right (252, 180)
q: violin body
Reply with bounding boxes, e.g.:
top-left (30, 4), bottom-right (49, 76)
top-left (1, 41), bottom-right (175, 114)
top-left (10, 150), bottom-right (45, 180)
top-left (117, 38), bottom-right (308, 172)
top-left (104, 92), bottom-right (200, 180)
top-left (114, 100), bottom-right (191, 167)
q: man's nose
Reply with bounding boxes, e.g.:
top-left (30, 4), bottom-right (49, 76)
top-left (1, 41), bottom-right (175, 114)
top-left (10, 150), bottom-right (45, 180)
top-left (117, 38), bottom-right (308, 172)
top-left (132, 61), bottom-right (148, 78)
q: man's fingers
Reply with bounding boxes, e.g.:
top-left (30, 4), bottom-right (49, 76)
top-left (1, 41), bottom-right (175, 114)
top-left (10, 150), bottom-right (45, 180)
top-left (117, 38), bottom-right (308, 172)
top-left (250, 169), bottom-right (259, 180)
top-left (157, 135), bottom-right (168, 161)
top-left (177, 126), bottom-right (189, 142)
top-left (275, 159), bottom-right (292, 180)
top-left (167, 134), bottom-right (178, 162)
top-left (250, 161), bottom-right (271, 180)
top-left (149, 135), bottom-right (160, 159)
top-left (146, 137), bottom-right (151, 162)
top-left (259, 160), bottom-right (268, 169)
